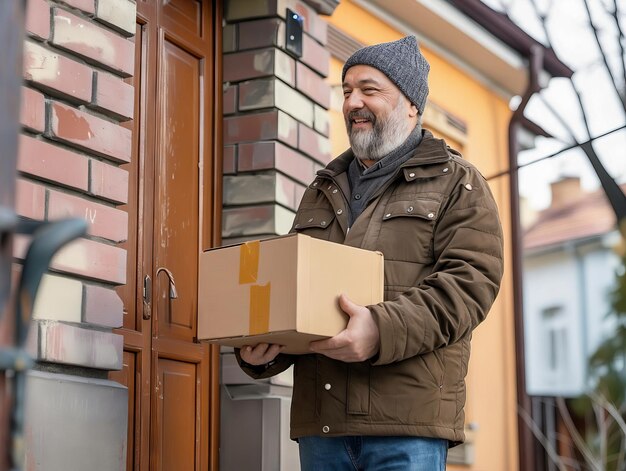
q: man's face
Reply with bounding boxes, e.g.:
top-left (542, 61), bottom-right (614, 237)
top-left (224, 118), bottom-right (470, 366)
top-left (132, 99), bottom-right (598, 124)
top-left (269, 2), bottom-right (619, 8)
top-left (342, 65), bottom-right (418, 162)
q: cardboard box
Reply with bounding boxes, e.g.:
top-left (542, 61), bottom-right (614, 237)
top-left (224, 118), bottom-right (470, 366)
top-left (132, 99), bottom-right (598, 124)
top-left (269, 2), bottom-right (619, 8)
top-left (198, 233), bottom-right (384, 354)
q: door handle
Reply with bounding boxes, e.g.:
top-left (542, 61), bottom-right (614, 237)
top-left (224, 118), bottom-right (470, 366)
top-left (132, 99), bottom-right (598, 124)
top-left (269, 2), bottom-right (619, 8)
top-left (143, 274), bottom-right (152, 320)
top-left (156, 267), bottom-right (178, 299)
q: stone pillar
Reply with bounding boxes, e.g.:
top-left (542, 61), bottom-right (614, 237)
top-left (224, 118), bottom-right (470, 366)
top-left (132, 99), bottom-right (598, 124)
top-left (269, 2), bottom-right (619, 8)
top-left (222, 0), bottom-right (338, 244)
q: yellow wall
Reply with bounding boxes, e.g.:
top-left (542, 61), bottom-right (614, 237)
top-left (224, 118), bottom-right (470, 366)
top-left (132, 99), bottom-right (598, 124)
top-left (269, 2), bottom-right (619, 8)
top-left (326, 2), bottom-right (518, 470)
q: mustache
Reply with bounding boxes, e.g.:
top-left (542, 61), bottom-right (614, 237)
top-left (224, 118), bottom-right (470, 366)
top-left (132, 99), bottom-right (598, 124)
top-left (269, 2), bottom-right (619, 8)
top-left (348, 110), bottom-right (376, 123)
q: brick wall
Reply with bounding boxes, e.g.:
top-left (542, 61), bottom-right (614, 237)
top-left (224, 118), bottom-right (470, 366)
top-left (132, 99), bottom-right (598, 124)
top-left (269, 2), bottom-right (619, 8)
top-left (222, 0), bottom-right (335, 244)
top-left (18, 0), bottom-right (134, 373)
top-left (17, 0), bottom-right (135, 467)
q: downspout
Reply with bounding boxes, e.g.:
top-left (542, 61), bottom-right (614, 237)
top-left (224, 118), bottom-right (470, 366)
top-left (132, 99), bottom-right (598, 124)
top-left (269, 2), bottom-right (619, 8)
top-left (508, 44), bottom-right (544, 471)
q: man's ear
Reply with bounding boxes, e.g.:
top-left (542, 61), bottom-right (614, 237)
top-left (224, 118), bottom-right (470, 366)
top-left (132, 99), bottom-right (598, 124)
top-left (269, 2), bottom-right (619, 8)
top-left (409, 103), bottom-right (418, 118)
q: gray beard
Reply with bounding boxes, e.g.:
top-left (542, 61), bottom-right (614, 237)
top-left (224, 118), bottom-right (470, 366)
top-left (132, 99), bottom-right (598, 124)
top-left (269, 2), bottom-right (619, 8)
top-left (347, 100), bottom-right (412, 161)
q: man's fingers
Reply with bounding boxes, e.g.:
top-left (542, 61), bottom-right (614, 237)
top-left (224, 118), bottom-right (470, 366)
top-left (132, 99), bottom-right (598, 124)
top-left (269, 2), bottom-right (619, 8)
top-left (338, 293), bottom-right (356, 316)
top-left (241, 343), bottom-right (283, 365)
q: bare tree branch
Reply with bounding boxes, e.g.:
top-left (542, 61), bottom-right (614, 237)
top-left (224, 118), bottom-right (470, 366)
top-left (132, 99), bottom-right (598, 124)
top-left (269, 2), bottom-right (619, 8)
top-left (518, 405), bottom-right (570, 471)
top-left (528, 0), bottom-right (594, 141)
top-left (591, 391), bottom-right (626, 439)
top-left (581, 0), bottom-right (626, 116)
top-left (556, 397), bottom-right (603, 471)
top-left (592, 400), bottom-right (607, 469)
top-left (611, 0), bottom-right (626, 108)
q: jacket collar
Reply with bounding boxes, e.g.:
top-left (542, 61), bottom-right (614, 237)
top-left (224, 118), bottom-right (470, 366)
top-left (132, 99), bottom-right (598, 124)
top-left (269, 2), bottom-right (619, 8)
top-left (317, 130), bottom-right (452, 179)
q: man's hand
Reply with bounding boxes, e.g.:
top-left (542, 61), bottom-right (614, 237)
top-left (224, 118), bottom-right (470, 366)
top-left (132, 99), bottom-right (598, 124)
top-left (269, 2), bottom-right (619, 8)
top-left (309, 294), bottom-right (380, 362)
top-left (240, 343), bottom-right (283, 366)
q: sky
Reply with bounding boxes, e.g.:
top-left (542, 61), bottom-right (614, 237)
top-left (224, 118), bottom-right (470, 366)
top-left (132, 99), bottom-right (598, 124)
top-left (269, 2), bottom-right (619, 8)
top-left (482, 0), bottom-right (626, 210)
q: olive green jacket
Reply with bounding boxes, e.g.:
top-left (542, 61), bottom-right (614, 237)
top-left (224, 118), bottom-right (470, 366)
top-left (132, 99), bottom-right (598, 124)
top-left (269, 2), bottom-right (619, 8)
top-left (237, 131), bottom-right (504, 444)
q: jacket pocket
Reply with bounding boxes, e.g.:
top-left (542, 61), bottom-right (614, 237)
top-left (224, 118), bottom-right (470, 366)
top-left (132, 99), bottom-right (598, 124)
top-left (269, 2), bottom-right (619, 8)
top-left (292, 208), bottom-right (336, 240)
top-left (378, 198), bottom-right (442, 264)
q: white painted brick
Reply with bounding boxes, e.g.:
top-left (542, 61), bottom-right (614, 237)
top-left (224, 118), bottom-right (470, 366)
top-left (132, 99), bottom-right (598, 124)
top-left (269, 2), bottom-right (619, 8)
top-left (95, 0), bottom-right (136, 36)
top-left (32, 274), bottom-right (83, 322)
top-left (37, 321), bottom-right (123, 370)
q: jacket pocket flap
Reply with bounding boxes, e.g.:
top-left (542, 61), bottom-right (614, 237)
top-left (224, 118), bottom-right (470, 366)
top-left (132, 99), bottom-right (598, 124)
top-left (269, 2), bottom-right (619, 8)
top-left (382, 198), bottom-right (442, 221)
top-left (293, 208), bottom-right (335, 230)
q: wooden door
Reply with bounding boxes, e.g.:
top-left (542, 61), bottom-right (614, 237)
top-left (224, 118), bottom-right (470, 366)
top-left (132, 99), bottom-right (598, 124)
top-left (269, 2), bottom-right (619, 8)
top-left (110, 1), bottom-right (221, 470)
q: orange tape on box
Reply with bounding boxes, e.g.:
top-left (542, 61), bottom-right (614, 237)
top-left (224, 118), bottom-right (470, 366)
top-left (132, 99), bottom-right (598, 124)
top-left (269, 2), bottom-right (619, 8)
top-left (239, 241), bottom-right (271, 335)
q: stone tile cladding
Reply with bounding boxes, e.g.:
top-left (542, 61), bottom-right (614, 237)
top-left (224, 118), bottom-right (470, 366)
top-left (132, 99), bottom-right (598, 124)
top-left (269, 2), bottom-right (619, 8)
top-left (16, 0), bottom-right (136, 372)
top-left (222, 0), bottom-right (332, 245)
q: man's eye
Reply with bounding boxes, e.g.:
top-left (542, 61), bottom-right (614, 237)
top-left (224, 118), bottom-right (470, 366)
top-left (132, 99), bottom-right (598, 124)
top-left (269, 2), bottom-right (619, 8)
top-left (343, 90), bottom-right (351, 97)
top-left (363, 88), bottom-right (376, 93)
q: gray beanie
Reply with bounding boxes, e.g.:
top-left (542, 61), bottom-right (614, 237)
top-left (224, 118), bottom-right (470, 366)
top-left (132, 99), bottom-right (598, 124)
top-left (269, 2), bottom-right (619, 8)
top-left (342, 36), bottom-right (430, 114)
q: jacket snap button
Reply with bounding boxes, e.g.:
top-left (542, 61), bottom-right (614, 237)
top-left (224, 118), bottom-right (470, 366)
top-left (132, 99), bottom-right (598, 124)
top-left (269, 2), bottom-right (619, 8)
top-left (294, 223), bottom-right (300, 228)
top-left (443, 167), bottom-right (449, 173)
top-left (324, 383), bottom-right (331, 390)
top-left (332, 189), bottom-right (338, 194)
top-left (384, 213), bottom-right (391, 218)
top-left (465, 183), bottom-right (473, 190)
top-left (407, 206), bottom-right (414, 213)
top-left (337, 209), bottom-right (343, 215)
top-left (409, 172), bottom-right (416, 178)
top-left (313, 182), bottom-right (318, 187)
top-left (322, 425), bottom-right (330, 433)
top-left (428, 212), bottom-right (435, 219)
top-left (327, 185), bottom-right (333, 190)
top-left (321, 221), bottom-right (327, 226)
top-left (308, 218), bottom-right (314, 223)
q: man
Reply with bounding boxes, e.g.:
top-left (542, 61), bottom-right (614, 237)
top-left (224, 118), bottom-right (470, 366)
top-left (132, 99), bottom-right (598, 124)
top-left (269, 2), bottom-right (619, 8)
top-left (237, 36), bottom-right (504, 470)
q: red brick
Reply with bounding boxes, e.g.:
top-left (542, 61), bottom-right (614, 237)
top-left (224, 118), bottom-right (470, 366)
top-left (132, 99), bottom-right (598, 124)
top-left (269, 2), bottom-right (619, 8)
top-left (59, 0), bottom-right (95, 15)
top-left (23, 41), bottom-right (93, 103)
top-left (302, 33), bottom-right (330, 78)
top-left (275, 143), bottom-right (317, 185)
top-left (293, 2), bottom-right (327, 44)
top-left (52, 9), bottom-right (134, 77)
top-left (89, 160), bottom-right (129, 204)
top-left (49, 101), bottom-right (132, 163)
top-left (47, 190), bottom-right (128, 243)
top-left (15, 179), bottom-right (45, 220)
top-left (238, 141), bottom-right (316, 185)
top-left (18, 135), bottom-right (89, 191)
top-left (223, 145), bottom-right (236, 175)
top-left (51, 237), bottom-right (127, 285)
top-left (91, 72), bottom-right (134, 120)
top-left (296, 62), bottom-right (330, 108)
top-left (298, 123), bottom-right (331, 165)
top-left (239, 18), bottom-right (283, 50)
top-left (84, 284), bottom-right (124, 328)
top-left (223, 84), bottom-right (237, 115)
top-left (25, 0), bottom-right (51, 41)
top-left (223, 110), bottom-right (298, 147)
top-left (20, 87), bottom-right (45, 133)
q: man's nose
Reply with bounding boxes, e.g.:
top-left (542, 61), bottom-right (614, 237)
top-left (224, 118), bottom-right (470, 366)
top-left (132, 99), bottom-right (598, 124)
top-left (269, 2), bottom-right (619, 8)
top-left (344, 91), bottom-right (364, 111)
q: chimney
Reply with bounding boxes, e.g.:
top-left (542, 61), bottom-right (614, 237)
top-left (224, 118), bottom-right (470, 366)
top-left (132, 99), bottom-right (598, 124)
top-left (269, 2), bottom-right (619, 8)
top-left (550, 176), bottom-right (582, 208)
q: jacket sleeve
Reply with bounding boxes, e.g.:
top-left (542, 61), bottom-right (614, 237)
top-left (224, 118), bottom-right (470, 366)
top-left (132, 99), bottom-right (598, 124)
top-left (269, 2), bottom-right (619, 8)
top-left (369, 168), bottom-right (504, 365)
top-left (234, 348), bottom-right (296, 379)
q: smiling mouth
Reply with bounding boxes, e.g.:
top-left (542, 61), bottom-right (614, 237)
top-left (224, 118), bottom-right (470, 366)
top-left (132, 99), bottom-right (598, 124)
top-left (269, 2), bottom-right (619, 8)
top-left (351, 118), bottom-right (372, 128)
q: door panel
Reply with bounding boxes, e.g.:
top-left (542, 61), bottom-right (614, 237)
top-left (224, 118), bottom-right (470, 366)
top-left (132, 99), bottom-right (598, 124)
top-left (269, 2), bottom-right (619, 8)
top-left (154, 35), bottom-right (201, 341)
top-left (112, 1), bottom-right (219, 469)
top-left (155, 359), bottom-right (197, 471)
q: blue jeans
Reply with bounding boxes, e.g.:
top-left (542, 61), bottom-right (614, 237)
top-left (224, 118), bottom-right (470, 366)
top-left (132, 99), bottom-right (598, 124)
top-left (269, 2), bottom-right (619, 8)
top-left (298, 436), bottom-right (448, 471)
